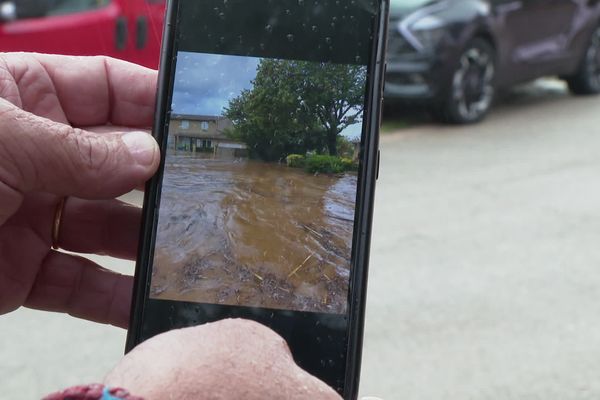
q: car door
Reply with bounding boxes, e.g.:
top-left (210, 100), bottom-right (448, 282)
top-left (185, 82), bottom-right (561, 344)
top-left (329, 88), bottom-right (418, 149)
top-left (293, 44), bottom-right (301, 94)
top-left (0, 0), bottom-right (123, 59)
top-left (494, 0), bottom-right (578, 81)
top-left (0, 0), bottom-right (165, 68)
top-left (118, 0), bottom-right (166, 69)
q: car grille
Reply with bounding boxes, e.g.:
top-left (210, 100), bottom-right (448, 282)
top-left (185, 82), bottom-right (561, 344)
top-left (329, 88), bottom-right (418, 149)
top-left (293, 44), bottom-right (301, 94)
top-left (387, 26), bottom-right (416, 56)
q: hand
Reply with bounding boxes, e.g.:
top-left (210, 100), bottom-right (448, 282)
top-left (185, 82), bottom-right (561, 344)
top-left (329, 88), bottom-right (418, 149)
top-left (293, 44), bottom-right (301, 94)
top-left (104, 319), bottom-right (342, 400)
top-left (0, 53), bottom-right (160, 327)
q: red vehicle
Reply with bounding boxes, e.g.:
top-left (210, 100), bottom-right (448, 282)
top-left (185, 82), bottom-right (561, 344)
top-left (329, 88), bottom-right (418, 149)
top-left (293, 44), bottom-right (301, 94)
top-left (0, 0), bottom-right (165, 69)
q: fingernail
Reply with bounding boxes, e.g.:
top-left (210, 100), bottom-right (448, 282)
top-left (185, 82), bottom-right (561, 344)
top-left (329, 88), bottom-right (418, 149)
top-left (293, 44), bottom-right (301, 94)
top-left (122, 131), bottom-right (158, 166)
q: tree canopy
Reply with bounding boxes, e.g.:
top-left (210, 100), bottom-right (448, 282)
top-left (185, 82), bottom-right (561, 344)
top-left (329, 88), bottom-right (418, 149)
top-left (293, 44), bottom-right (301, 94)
top-left (224, 59), bottom-right (366, 161)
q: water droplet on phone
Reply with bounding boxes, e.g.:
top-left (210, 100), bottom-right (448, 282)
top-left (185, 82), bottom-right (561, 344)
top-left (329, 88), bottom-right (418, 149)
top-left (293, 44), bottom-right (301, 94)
top-left (325, 37), bottom-right (332, 44)
top-left (265, 24), bottom-right (273, 33)
top-left (311, 25), bottom-right (318, 32)
top-left (287, 34), bottom-right (294, 42)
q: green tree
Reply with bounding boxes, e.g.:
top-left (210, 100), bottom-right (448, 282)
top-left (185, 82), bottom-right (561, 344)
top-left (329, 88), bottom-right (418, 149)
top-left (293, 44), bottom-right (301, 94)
top-left (291, 61), bottom-right (366, 156)
top-left (224, 59), bottom-right (365, 160)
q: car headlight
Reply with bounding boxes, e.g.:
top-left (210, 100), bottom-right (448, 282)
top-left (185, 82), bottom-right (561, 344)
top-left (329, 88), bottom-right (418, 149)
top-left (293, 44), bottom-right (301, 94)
top-left (408, 14), bottom-right (448, 51)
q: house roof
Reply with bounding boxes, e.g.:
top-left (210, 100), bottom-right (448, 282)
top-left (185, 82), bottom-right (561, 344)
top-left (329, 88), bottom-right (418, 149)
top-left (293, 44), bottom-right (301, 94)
top-left (171, 113), bottom-right (225, 121)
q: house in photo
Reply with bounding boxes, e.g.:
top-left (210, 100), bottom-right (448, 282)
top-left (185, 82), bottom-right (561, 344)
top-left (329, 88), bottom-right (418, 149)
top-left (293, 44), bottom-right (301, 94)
top-left (168, 114), bottom-right (248, 157)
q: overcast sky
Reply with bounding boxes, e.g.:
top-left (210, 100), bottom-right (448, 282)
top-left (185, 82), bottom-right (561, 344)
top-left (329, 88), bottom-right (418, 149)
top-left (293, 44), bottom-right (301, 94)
top-left (172, 52), bottom-right (258, 116)
top-left (171, 51), bottom-right (362, 140)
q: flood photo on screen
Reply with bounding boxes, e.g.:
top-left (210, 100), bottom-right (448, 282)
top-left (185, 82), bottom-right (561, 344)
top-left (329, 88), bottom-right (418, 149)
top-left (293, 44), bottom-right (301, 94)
top-left (149, 51), bottom-right (367, 313)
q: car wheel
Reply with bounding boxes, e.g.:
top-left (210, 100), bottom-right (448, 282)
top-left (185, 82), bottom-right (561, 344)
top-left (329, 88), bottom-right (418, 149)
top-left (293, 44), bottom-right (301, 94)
top-left (436, 39), bottom-right (496, 124)
top-left (566, 26), bottom-right (600, 95)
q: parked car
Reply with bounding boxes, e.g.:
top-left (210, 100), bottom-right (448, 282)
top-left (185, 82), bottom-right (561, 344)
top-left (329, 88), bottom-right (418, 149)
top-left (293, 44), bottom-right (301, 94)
top-left (0, 0), bottom-right (165, 69)
top-left (384, 0), bottom-right (600, 123)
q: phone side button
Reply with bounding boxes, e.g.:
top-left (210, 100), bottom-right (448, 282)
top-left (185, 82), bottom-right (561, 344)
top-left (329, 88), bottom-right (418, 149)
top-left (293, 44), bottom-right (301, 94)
top-left (376, 149), bottom-right (380, 180)
top-left (382, 62), bottom-right (387, 93)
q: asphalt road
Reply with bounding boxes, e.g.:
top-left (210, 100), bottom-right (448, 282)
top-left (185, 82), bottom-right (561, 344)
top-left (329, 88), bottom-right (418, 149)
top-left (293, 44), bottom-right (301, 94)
top-left (2, 79), bottom-right (600, 399)
top-left (360, 79), bottom-right (600, 399)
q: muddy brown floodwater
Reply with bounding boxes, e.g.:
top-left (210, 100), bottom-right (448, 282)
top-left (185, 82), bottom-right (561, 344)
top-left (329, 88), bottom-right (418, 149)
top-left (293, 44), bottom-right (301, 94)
top-left (150, 152), bottom-right (357, 314)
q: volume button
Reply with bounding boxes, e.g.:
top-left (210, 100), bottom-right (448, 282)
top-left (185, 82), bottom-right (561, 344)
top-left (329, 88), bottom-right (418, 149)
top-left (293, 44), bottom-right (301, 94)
top-left (382, 62), bottom-right (387, 93)
top-left (376, 149), bottom-right (380, 180)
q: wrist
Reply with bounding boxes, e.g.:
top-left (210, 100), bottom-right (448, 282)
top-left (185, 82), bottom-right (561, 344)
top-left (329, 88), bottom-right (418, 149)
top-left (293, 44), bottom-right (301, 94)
top-left (42, 383), bottom-right (144, 400)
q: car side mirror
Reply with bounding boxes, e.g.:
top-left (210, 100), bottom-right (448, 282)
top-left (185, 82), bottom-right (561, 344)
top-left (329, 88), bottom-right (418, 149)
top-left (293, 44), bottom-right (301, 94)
top-left (0, 0), bottom-right (50, 22)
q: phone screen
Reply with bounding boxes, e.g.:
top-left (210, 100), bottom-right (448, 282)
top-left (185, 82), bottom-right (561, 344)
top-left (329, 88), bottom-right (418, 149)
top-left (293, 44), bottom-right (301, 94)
top-left (130, 0), bottom-right (385, 394)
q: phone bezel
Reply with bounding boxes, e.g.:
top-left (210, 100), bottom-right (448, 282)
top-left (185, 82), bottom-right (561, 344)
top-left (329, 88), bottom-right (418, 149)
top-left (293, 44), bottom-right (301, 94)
top-left (126, 1), bottom-right (389, 398)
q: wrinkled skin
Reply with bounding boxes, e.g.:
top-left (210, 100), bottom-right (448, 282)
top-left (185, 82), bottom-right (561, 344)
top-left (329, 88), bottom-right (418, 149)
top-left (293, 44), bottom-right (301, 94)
top-left (0, 53), bottom-right (160, 327)
top-left (105, 319), bottom-right (341, 400)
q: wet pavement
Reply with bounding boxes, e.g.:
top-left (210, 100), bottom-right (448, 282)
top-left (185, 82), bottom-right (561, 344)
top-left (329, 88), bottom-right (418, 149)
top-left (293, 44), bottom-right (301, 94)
top-left (360, 79), bottom-right (600, 399)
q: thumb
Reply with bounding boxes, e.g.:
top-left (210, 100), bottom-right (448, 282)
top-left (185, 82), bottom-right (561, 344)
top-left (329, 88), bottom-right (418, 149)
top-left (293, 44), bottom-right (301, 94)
top-left (0, 103), bottom-right (159, 224)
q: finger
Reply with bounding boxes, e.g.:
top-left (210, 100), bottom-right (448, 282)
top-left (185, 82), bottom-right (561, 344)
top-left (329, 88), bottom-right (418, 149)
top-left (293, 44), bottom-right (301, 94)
top-left (1, 53), bottom-right (157, 127)
top-left (0, 102), bottom-right (159, 223)
top-left (24, 251), bottom-right (132, 329)
top-left (106, 319), bottom-right (341, 399)
top-left (58, 198), bottom-right (142, 260)
top-left (87, 127), bottom-right (154, 192)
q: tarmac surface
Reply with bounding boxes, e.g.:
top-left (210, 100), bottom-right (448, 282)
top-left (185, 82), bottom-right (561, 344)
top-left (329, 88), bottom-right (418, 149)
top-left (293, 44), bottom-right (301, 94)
top-left (3, 79), bottom-right (600, 399)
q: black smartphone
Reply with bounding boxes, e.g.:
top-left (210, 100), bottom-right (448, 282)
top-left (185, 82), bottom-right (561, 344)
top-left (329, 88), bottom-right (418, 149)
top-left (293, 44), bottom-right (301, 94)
top-left (126, 0), bottom-right (388, 398)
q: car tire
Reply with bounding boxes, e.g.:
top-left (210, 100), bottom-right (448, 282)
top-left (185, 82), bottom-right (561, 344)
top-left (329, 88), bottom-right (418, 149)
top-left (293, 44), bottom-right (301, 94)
top-left (435, 38), bottom-right (496, 124)
top-left (565, 26), bottom-right (600, 95)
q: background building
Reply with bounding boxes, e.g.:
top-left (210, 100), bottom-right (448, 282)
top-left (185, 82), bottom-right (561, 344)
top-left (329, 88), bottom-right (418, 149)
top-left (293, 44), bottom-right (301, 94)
top-left (168, 114), bottom-right (247, 157)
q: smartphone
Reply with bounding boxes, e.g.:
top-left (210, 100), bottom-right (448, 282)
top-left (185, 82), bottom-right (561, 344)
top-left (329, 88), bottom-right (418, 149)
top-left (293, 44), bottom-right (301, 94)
top-left (126, 0), bottom-right (388, 398)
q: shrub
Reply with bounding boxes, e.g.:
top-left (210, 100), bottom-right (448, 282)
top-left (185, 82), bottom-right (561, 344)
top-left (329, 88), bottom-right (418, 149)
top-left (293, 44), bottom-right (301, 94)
top-left (288, 154), bottom-right (357, 174)
top-left (305, 155), bottom-right (345, 174)
top-left (286, 154), bottom-right (305, 168)
top-left (340, 157), bottom-right (358, 171)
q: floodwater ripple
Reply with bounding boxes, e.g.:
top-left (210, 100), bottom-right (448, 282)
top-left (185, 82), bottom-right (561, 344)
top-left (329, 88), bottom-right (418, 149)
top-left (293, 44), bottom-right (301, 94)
top-left (151, 153), bottom-right (357, 313)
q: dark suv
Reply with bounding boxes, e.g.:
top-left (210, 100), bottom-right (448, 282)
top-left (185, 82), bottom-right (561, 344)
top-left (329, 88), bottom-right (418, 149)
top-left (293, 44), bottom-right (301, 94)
top-left (385, 0), bottom-right (600, 123)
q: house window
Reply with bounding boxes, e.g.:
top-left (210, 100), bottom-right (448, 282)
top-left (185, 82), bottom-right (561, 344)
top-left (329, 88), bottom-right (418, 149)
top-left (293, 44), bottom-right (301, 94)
top-left (203, 140), bottom-right (212, 148)
top-left (180, 120), bottom-right (189, 129)
top-left (201, 121), bottom-right (209, 131)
